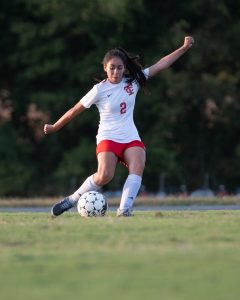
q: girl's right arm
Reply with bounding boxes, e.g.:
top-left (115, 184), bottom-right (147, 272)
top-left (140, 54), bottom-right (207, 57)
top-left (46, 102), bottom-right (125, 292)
top-left (44, 102), bottom-right (86, 135)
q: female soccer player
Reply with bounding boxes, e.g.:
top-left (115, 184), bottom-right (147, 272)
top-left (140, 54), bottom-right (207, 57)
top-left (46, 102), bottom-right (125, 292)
top-left (44, 36), bottom-right (194, 217)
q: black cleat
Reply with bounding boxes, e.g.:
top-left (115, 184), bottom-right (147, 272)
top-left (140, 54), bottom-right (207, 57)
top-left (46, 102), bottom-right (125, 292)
top-left (51, 197), bottom-right (73, 217)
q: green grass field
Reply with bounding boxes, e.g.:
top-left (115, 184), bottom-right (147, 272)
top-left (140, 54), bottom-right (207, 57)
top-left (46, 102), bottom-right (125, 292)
top-left (0, 210), bottom-right (240, 300)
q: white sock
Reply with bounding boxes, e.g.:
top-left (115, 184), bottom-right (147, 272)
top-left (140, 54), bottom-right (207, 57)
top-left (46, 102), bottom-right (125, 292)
top-left (68, 175), bottom-right (101, 205)
top-left (119, 174), bottom-right (142, 210)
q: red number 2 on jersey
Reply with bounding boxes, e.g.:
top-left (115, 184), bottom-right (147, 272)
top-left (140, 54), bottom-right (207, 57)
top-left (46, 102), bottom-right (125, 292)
top-left (120, 102), bottom-right (126, 114)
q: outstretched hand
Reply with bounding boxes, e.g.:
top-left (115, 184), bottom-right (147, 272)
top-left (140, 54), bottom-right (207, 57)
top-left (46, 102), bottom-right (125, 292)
top-left (183, 36), bottom-right (194, 49)
top-left (44, 124), bottom-right (56, 135)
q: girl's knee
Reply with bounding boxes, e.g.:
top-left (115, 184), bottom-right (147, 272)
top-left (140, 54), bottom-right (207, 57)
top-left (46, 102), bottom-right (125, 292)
top-left (128, 160), bottom-right (145, 176)
top-left (94, 169), bottom-right (114, 186)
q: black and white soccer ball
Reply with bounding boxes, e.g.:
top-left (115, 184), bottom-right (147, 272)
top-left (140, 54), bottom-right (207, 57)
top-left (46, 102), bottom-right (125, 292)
top-left (77, 191), bottom-right (108, 217)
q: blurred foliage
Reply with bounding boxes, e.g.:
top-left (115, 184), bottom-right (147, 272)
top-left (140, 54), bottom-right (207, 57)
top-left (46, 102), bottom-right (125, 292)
top-left (0, 0), bottom-right (240, 196)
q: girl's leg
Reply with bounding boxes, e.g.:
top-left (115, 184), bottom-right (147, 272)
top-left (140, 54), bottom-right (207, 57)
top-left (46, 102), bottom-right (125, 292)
top-left (52, 151), bottom-right (118, 217)
top-left (68, 175), bottom-right (101, 205)
top-left (69, 151), bottom-right (118, 204)
top-left (94, 151), bottom-right (119, 186)
top-left (118, 147), bottom-right (146, 214)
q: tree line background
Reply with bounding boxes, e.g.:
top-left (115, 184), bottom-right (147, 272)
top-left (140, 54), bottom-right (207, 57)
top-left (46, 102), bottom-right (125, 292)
top-left (0, 0), bottom-right (240, 197)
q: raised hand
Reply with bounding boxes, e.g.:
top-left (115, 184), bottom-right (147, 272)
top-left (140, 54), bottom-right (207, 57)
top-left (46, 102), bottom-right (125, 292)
top-left (183, 36), bottom-right (194, 49)
top-left (44, 124), bottom-right (56, 135)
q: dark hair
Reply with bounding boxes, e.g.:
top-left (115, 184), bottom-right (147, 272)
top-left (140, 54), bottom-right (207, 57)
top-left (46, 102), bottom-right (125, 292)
top-left (102, 47), bottom-right (146, 88)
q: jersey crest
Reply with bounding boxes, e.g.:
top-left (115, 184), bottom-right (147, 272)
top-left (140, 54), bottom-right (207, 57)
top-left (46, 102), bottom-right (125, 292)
top-left (124, 83), bottom-right (134, 96)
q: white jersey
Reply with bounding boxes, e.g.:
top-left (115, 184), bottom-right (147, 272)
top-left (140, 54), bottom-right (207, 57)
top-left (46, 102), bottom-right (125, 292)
top-left (80, 68), bottom-right (149, 144)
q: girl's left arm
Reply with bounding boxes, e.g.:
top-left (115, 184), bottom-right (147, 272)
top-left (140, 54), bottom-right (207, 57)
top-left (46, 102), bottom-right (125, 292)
top-left (148, 36), bottom-right (194, 78)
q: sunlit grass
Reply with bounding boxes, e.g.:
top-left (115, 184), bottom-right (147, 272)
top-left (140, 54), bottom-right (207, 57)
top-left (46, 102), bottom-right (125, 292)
top-left (0, 211), bottom-right (240, 300)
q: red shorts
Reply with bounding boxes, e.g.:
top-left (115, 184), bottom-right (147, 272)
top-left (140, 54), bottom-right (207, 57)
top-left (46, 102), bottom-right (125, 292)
top-left (96, 140), bottom-right (145, 167)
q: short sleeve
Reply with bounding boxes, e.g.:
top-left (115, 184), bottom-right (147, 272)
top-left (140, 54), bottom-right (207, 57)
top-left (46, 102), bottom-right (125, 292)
top-left (143, 68), bottom-right (149, 79)
top-left (80, 85), bottom-right (99, 108)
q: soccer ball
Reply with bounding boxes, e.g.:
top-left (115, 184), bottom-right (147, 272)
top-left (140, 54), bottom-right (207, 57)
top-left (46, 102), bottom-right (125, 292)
top-left (77, 191), bottom-right (108, 217)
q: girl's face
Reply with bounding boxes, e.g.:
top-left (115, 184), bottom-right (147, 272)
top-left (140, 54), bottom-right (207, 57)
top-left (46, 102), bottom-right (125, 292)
top-left (104, 56), bottom-right (126, 84)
